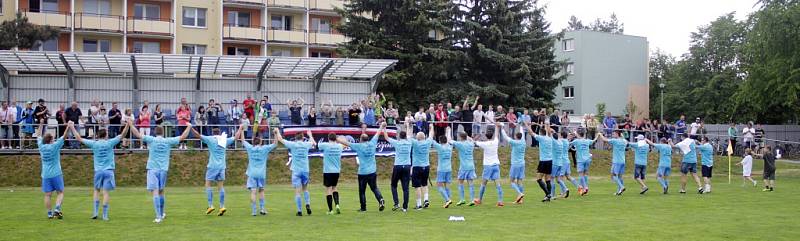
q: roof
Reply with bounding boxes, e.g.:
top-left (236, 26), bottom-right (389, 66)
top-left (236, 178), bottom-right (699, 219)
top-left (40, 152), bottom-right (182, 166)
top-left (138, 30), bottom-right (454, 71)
top-left (0, 51), bottom-right (396, 80)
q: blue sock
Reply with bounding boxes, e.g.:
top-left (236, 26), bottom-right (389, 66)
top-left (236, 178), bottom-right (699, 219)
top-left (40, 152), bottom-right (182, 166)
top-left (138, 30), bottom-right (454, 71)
top-left (93, 200), bottom-right (100, 217)
top-left (569, 178), bottom-right (579, 189)
top-left (495, 185), bottom-right (503, 202)
top-left (219, 188), bottom-right (226, 208)
top-left (518, 183), bottom-right (524, 193)
top-left (251, 202), bottom-right (257, 215)
top-left (559, 180), bottom-right (568, 192)
top-left (153, 196), bottom-right (161, 218)
top-left (259, 198), bottom-right (265, 210)
top-left (584, 176), bottom-right (590, 189)
top-left (550, 181), bottom-right (556, 196)
top-left (510, 183), bottom-right (519, 194)
top-left (102, 204), bottom-right (109, 219)
top-left (611, 176), bottom-right (620, 190)
top-left (444, 187), bottom-right (451, 200)
top-left (479, 184), bottom-right (486, 200)
top-left (665, 179), bottom-right (669, 188)
top-left (159, 195), bottom-right (165, 215)
top-left (303, 191), bottom-right (311, 205)
top-left (437, 186), bottom-right (448, 201)
top-left (469, 184), bottom-right (475, 200)
top-left (206, 188), bottom-right (213, 208)
top-left (294, 195), bottom-right (302, 212)
top-left (458, 184), bottom-right (465, 200)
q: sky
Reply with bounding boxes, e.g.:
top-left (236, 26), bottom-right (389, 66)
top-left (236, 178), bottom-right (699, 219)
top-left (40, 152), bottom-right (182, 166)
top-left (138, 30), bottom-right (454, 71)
top-left (542, 0), bottom-right (759, 58)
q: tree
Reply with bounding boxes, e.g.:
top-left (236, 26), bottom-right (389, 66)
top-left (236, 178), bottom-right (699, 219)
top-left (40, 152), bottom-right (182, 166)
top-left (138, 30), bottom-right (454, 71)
top-left (0, 13), bottom-right (60, 50)
top-left (734, 0), bottom-right (800, 123)
top-left (564, 13), bottom-right (624, 34)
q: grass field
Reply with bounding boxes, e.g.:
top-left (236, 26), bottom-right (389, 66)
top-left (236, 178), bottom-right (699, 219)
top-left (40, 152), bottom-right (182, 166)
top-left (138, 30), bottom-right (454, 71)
top-left (2, 175), bottom-right (799, 240)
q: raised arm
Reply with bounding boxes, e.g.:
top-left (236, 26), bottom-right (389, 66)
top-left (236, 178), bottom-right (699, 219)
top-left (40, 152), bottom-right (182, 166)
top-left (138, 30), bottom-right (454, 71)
top-left (445, 126), bottom-right (453, 143)
top-left (471, 96), bottom-right (479, 110)
top-left (428, 123), bottom-right (435, 140)
top-left (335, 136), bottom-right (352, 147)
top-left (178, 123), bottom-right (192, 141)
top-left (306, 130), bottom-right (316, 147)
top-left (190, 127), bottom-right (202, 138)
top-left (596, 132), bottom-right (609, 142)
top-left (117, 121), bottom-right (131, 138)
top-left (493, 123), bottom-right (500, 141)
top-left (501, 125), bottom-right (512, 142)
top-left (234, 123), bottom-right (246, 141)
top-left (128, 122), bottom-right (143, 139)
top-left (67, 122), bottom-right (83, 143)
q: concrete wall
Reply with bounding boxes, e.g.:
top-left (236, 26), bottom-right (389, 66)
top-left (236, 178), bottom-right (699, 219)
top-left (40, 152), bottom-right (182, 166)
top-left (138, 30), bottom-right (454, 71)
top-left (555, 30), bottom-right (649, 119)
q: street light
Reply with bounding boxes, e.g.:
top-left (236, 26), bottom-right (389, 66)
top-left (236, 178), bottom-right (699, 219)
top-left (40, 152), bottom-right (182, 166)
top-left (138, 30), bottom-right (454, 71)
top-left (659, 82), bottom-right (665, 122)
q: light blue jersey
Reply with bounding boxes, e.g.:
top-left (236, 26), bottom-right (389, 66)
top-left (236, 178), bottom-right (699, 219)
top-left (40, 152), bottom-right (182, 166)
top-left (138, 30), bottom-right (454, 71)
top-left (142, 136), bottom-right (180, 171)
top-left (551, 138), bottom-right (564, 166)
top-left (318, 142), bottom-right (344, 173)
top-left (630, 143), bottom-right (649, 166)
top-left (284, 140), bottom-right (314, 172)
top-left (200, 136), bottom-right (235, 169)
top-left (535, 135), bottom-right (554, 161)
top-left (508, 139), bottom-right (527, 166)
top-left (411, 139), bottom-right (434, 167)
top-left (699, 143), bottom-right (714, 166)
top-left (350, 135), bottom-right (379, 175)
top-left (38, 137), bottom-right (65, 179)
top-left (560, 139), bottom-right (571, 166)
top-left (451, 140), bottom-right (476, 171)
top-left (608, 138), bottom-right (628, 164)
top-left (82, 136), bottom-right (122, 171)
top-left (682, 142), bottom-right (698, 164)
top-left (654, 144), bottom-right (672, 167)
top-left (244, 141), bottom-right (277, 179)
top-left (432, 142), bottom-right (453, 172)
top-left (387, 138), bottom-right (412, 165)
top-left (571, 138), bottom-right (594, 163)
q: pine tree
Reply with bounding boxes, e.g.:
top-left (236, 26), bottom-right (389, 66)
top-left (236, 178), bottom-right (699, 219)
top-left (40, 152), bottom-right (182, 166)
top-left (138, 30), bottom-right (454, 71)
top-left (0, 13), bottom-right (60, 50)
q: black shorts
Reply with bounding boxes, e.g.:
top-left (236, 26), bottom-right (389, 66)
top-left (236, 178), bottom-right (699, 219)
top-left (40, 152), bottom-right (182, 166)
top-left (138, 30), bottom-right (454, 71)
top-left (763, 168), bottom-right (776, 180)
top-left (411, 166), bottom-right (430, 188)
top-left (537, 160), bottom-right (553, 174)
top-left (701, 165), bottom-right (713, 178)
top-left (323, 173), bottom-right (340, 187)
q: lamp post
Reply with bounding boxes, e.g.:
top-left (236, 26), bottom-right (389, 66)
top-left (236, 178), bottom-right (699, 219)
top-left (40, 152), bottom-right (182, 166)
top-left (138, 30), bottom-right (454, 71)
top-left (659, 82), bottom-right (665, 122)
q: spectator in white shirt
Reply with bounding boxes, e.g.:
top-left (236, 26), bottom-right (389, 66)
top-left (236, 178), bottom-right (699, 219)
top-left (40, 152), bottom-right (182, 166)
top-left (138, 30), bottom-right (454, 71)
top-left (742, 122), bottom-right (755, 149)
top-left (473, 104), bottom-right (484, 136)
top-left (689, 117), bottom-right (701, 139)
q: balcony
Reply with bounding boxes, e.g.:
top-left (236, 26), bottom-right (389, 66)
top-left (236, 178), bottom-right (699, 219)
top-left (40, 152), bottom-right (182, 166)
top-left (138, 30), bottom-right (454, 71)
top-left (223, 24), bottom-right (265, 41)
top-left (127, 18), bottom-right (175, 37)
top-left (21, 10), bottom-right (72, 28)
top-left (309, 0), bottom-right (344, 11)
top-left (309, 32), bottom-right (346, 46)
top-left (224, 0), bottom-right (265, 6)
top-left (75, 13), bottom-right (124, 33)
top-left (267, 0), bottom-right (306, 9)
top-left (268, 29), bottom-right (306, 43)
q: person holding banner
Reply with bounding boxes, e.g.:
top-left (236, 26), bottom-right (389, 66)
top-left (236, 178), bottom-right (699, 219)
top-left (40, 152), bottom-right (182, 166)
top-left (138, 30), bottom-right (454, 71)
top-left (276, 129), bottom-right (316, 216)
top-left (191, 127), bottom-right (235, 216)
top-left (317, 132), bottom-right (344, 215)
top-left (337, 123), bottom-right (387, 212)
top-left (383, 123), bottom-right (413, 212)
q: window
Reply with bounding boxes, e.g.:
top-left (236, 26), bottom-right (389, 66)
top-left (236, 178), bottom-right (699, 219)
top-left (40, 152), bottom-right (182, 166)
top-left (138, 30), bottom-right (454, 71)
top-left (182, 7), bottom-right (207, 27)
top-left (83, 39), bottom-right (111, 52)
top-left (271, 15), bottom-right (292, 30)
top-left (33, 38), bottom-right (59, 51)
top-left (134, 3), bottom-right (160, 19)
top-left (42, 0), bottom-right (59, 13)
top-left (311, 18), bottom-right (330, 33)
top-left (428, 30), bottom-right (438, 39)
top-left (270, 49), bottom-right (291, 57)
top-left (133, 42), bottom-right (160, 53)
top-left (563, 86), bottom-right (575, 99)
top-left (228, 11), bottom-right (251, 27)
top-left (182, 44), bottom-right (206, 55)
top-left (84, 0), bottom-right (111, 15)
top-left (227, 47), bottom-right (250, 56)
top-left (562, 39), bottom-right (575, 51)
top-left (566, 63), bottom-right (574, 75)
top-left (310, 51), bottom-right (331, 58)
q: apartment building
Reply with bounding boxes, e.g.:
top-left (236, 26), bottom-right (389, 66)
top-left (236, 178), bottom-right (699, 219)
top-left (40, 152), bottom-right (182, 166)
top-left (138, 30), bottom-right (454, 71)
top-left (0, 0), bottom-right (346, 57)
top-left (553, 30), bottom-right (649, 120)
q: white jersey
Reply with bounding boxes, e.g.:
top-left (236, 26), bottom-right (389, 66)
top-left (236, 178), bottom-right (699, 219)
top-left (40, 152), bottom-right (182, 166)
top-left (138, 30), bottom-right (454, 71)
top-left (475, 138), bottom-right (499, 166)
top-left (473, 110), bottom-right (484, 124)
top-left (740, 155), bottom-right (753, 176)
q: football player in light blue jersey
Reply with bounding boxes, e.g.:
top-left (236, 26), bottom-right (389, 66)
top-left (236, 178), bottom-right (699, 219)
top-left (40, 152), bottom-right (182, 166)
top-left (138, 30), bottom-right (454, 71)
top-left (36, 123), bottom-right (69, 219)
top-left (383, 122), bottom-right (413, 212)
top-left (647, 137), bottom-right (674, 194)
top-left (450, 128), bottom-right (477, 207)
top-left (276, 129), bottom-right (316, 216)
top-left (628, 135), bottom-right (651, 195)
top-left (129, 121), bottom-right (192, 223)
top-left (337, 122), bottom-right (387, 212)
top-left (524, 122), bottom-right (556, 202)
top-left (501, 125), bottom-right (527, 204)
top-left (597, 131), bottom-right (629, 196)
top-left (698, 136), bottom-right (714, 193)
top-left (433, 126), bottom-right (455, 208)
top-left (676, 134), bottom-right (704, 194)
top-left (569, 129), bottom-right (599, 196)
top-left (409, 123), bottom-right (435, 210)
top-left (234, 125), bottom-right (277, 217)
top-left (68, 121), bottom-right (129, 221)
top-left (317, 132), bottom-right (345, 215)
top-left (191, 127), bottom-right (235, 216)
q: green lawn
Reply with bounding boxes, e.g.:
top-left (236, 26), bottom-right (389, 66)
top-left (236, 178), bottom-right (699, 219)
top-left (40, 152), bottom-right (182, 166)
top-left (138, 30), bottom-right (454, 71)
top-left (1, 175), bottom-right (798, 241)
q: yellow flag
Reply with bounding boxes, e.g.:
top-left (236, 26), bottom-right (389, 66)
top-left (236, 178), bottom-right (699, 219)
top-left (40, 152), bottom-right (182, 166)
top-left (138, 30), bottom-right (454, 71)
top-left (726, 140), bottom-right (734, 156)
